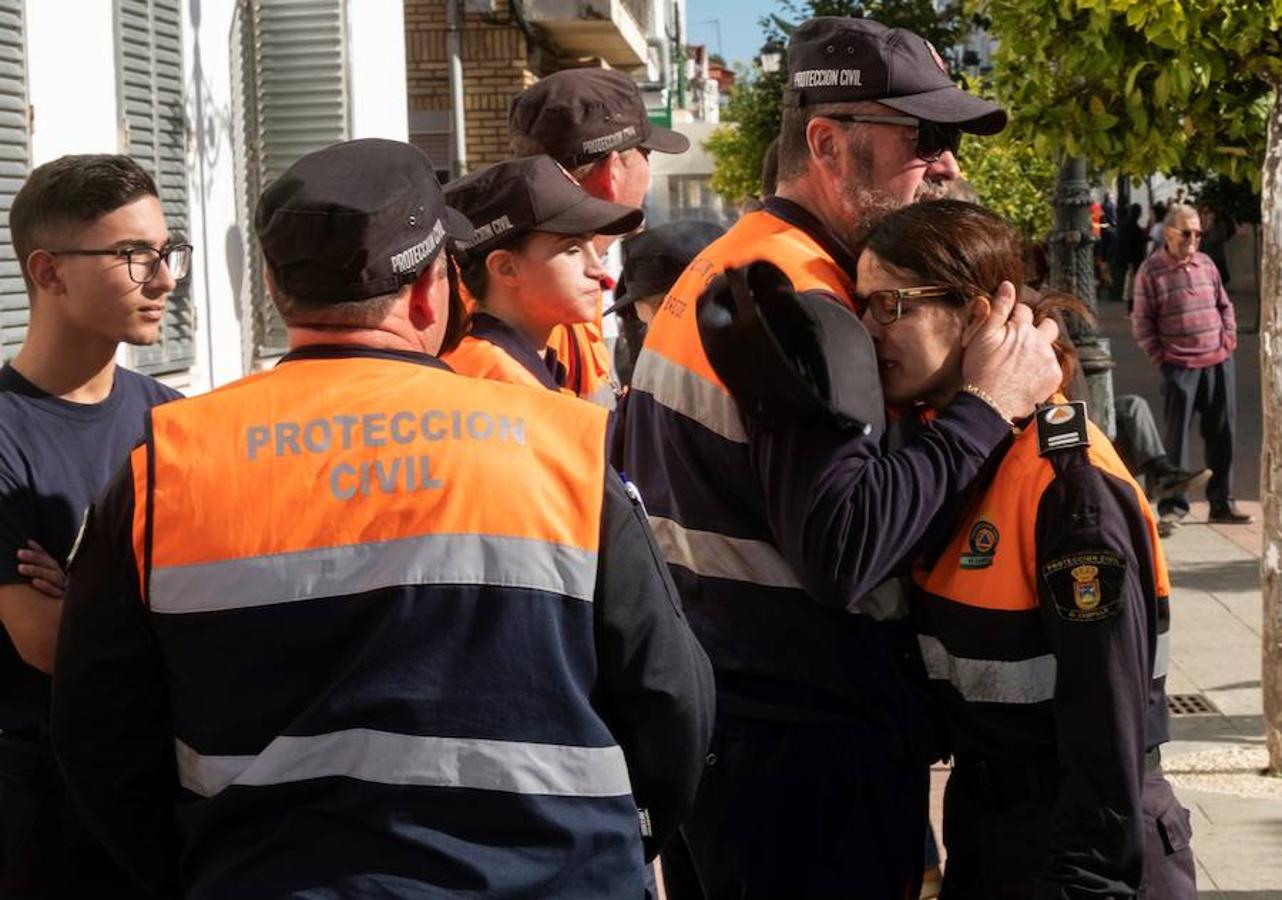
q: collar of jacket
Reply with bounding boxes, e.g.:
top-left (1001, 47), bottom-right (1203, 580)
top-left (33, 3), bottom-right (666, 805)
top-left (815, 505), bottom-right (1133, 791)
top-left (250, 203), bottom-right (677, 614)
top-left (763, 196), bottom-right (858, 284)
top-left (278, 344), bottom-right (451, 370)
top-left (468, 313), bottom-right (567, 390)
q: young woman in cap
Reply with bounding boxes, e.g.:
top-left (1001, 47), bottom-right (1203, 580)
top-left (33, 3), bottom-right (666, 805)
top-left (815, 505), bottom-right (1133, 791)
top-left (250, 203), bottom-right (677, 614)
top-left (443, 156), bottom-right (642, 394)
top-left (857, 200), bottom-right (1195, 899)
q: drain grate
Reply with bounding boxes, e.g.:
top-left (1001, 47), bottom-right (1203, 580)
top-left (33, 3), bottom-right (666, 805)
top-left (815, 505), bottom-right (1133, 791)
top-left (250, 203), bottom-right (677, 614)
top-left (1168, 693), bottom-right (1218, 716)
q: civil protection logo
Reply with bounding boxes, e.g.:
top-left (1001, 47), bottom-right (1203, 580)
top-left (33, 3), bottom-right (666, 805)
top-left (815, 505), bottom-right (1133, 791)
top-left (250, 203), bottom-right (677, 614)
top-left (1043, 405), bottom-right (1076, 425)
top-left (960, 519), bottom-right (999, 570)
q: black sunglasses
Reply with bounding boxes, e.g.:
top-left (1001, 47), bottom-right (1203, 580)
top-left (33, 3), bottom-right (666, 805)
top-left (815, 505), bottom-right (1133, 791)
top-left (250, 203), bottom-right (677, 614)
top-left (822, 115), bottom-right (963, 163)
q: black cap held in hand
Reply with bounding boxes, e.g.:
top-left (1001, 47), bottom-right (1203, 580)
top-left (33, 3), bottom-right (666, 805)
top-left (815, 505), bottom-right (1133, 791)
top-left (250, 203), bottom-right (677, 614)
top-left (785, 17), bottom-right (1006, 134)
top-left (697, 259), bottom-right (884, 432)
top-left (255, 138), bottom-right (474, 304)
top-left (444, 156), bottom-right (643, 258)
top-left (510, 68), bottom-right (690, 168)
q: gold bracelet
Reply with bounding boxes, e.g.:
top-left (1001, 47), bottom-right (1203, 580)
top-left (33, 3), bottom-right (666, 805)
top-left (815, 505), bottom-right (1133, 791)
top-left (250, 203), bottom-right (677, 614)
top-left (961, 383), bottom-right (1012, 424)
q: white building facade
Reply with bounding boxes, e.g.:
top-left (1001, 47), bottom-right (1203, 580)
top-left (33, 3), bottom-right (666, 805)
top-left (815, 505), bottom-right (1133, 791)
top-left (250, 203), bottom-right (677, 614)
top-left (2, 0), bottom-right (409, 395)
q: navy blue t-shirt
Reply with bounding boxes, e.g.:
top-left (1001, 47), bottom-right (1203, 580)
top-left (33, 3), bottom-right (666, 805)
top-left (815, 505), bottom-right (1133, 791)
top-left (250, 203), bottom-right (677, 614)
top-left (0, 364), bottom-right (181, 731)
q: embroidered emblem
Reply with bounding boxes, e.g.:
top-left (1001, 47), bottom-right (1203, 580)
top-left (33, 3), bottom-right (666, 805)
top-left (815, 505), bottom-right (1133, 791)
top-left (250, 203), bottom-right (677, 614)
top-left (1042, 550), bottom-right (1126, 622)
top-left (1070, 564), bottom-right (1100, 611)
top-left (960, 519), bottom-right (999, 569)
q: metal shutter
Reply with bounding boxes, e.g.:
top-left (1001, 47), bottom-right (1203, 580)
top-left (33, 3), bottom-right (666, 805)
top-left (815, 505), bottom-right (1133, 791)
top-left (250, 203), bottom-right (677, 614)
top-left (233, 0), bottom-right (348, 358)
top-left (0, 0), bottom-right (29, 362)
top-left (117, 0), bottom-right (195, 374)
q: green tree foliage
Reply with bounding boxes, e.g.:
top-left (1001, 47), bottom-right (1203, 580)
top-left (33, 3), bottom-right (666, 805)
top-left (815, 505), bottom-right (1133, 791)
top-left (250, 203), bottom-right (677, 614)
top-left (977, 0), bottom-right (1282, 187)
top-left (705, 0), bottom-right (973, 202)
top-left (962, 134), bottom-right (1056, 241)
top-left (706, 65), bottom-right (786, 202)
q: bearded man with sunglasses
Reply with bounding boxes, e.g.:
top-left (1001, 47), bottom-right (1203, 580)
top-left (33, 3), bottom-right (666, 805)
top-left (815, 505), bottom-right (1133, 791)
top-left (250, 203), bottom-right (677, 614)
top-left (0, 154), bottom-right (184, 896)
top-left (620, 16), bottom-right (1065, 899)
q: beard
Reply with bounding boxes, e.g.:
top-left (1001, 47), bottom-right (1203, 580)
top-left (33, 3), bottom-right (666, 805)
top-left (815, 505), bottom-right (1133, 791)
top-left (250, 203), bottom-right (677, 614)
top-left (829, 135), bottom-right (901, 252)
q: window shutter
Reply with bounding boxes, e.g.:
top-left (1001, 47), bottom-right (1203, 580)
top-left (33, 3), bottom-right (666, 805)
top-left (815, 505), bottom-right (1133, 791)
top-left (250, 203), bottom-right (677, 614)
top-left (0, 0), bottom-right (29, 363)
top-left (117, 0), bottom-right (195, 374)
top-left (233, 0), bottom-right (349, 359)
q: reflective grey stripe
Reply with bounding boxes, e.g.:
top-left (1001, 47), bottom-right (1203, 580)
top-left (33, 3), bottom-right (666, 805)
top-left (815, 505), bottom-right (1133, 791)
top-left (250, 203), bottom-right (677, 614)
top-left (918, 634), bottom-right (1058, 705)
top-left (631, 350), bottom-right (746, 443)
top-left (587, 381), bottom-right (618, 411)
top-left (151, 533), bottom-right (597, 614)
top-left (1154, 629), bottom-right (1171, 680)
top-left (648, 516), bottom-right (801, 590)
top-left (176, 730), bottom-right (632, 800)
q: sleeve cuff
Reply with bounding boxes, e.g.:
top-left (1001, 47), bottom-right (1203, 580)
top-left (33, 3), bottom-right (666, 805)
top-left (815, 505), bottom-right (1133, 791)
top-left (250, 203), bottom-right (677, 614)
top-left (937, 391), bottom-right (1012, 454)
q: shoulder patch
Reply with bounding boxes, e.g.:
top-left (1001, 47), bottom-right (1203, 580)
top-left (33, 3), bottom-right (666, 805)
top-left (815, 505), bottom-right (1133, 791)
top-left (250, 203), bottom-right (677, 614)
top-left (1036, 401), bottom-right (1090, 457)
top-left (1042, 550), bottom-right (1126, 622)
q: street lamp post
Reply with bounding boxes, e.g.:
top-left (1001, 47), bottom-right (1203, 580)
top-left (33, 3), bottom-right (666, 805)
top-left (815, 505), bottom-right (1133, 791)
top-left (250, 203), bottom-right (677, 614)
top-left (1049, 156), bottom-right (1116, 436)
top-left (759, 41), bottom-right (783, 74)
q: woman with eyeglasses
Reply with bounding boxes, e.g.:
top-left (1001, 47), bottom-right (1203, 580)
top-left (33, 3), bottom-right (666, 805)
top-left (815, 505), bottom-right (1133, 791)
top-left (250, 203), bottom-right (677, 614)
top-left (857, 200), bottom-right (1196, 900)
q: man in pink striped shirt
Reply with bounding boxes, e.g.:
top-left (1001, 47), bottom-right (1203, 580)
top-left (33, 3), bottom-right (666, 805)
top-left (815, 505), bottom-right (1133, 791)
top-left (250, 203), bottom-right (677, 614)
top-left (1132, 202), bottom-right (1250, 527)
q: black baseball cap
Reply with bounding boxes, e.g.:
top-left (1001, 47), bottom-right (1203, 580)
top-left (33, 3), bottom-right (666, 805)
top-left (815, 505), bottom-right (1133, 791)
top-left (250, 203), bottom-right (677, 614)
top-left (255, 138), bottom-right (474, 303)
top-left (510, 68), bottom-right (690, 168)
top-left (444, 156), bottom-right (643, 257)
top-left (785, 17), bottom-right (1006, 134)
top-left (605, 220), bottom-right (726, 316)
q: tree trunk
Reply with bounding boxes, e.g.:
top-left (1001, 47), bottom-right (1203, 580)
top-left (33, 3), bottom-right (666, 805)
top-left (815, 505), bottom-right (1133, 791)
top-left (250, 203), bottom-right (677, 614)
top-left (1261, 83), bottom-right (1282, 776)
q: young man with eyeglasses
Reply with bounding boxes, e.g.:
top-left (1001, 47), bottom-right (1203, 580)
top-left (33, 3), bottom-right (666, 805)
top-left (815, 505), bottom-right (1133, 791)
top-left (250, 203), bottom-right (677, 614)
top-left (620, 16), bottom-right (1065, 899)
top-left (1132, 201), bottom-right (1249, 528)
top-left (0, 153), bottom-right (183, 897)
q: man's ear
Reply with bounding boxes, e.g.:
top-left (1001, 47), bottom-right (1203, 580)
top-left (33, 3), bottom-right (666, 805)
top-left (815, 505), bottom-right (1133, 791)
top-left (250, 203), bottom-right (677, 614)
top-left (407, 264), bottom-right (439, 331)
top-left (961, 294), bottom-right (992, 348)
top-left (805, 117), bottom-right (843, 176)
top-left (25, 250), bottom-right (64, 296)
top-left (576, 153), bottom-right (620, 202)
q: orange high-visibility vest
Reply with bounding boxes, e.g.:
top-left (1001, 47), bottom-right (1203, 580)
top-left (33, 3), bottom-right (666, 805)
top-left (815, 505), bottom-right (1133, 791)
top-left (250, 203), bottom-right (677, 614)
top-left (912, 399), bottom-right (1171, 758)
top-left (445, 334), bottom-right (551, 390)
top-left (549, 317), bottom-right (615, 407)
top-left (619, 205), bottom-right (914, 721)
top-left (443, 313), bottom-right (576, 396)
top-left (458, 270), bottom-right (613, 405)
top-left (128, 348), bottom-right (640, 896)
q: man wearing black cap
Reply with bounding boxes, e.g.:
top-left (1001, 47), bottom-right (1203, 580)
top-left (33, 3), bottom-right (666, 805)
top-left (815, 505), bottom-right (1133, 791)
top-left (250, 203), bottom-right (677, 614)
top-left (50, 138), bottom-right (714, 898)
top-left (606, 220), bottom-right (725, 386)
top-left (509, 67), bottom-right (690, 406)
top-left (443, 155), bottom-right (642, 392)
top-left (620, 17), bottom-right (1063, 899)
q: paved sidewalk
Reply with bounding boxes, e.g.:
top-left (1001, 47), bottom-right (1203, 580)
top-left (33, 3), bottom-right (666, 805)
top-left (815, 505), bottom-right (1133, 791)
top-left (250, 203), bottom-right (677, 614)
top-left (1160, 499), bottom-right (1282, 900)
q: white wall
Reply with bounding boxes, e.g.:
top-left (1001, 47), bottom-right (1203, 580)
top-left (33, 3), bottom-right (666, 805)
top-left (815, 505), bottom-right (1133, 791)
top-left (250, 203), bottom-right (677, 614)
top-left (347, 0), bottom-right (408, 142)
top-left (25, 0), bottom-right (118, 163)
top-left (182, 0), bottom-right (243, 394)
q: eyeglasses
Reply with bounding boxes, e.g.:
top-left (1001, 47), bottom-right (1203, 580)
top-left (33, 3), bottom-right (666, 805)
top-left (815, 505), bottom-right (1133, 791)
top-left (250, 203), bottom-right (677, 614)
top-left (1173, 228), bottom-right (1203, 239)
top-left (821, 115), bottom-right (962, 163)
top-left (860, 285), bottom-right (961, 325)
top-left (47, 243), bottom-right (193, 285)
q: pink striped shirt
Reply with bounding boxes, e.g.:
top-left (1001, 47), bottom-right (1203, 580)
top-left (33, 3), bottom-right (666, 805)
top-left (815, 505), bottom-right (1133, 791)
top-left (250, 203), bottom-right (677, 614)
top-left (1131, 249), bottom-right (1236, 369)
